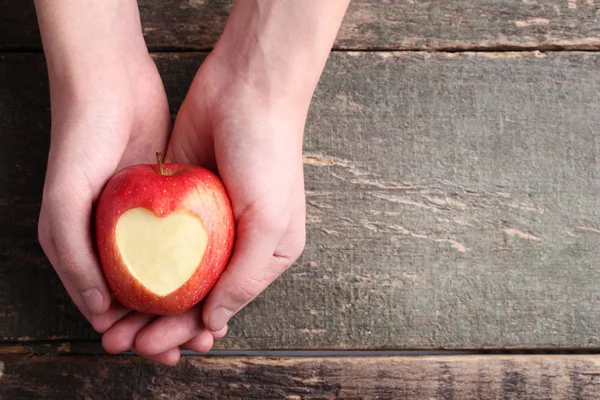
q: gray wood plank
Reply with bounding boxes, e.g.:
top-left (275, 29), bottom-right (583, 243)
top-left (1, 353), bottom-right (600, 399)
top-left (222, 50), bottom-right (600, 349)
top-left (1, 51), bottom-right (599, 348)
top-left (1, 1), bottom-right (599, 51)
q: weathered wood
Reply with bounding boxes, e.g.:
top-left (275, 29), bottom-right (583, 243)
top-left (1, 51), bottom-right (600, 348)
top-left (1, 0), bottom-right (600, 51)
top-left (1, 354), bottom-right (600, 399)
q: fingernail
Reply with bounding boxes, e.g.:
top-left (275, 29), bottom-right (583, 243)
top-left (209, 307), bottom-right (234, 331)
top-left (81, 288), bottom-right (104, 315)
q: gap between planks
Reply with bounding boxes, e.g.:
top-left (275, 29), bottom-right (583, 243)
top-left (3, 44), bottom-right (600, 54)
top-left (2, 342), bottom-right (600, 356)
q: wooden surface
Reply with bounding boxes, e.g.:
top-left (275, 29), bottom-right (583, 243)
top-left (2, 1), bottom-right (600, 397)
top-left (2, 0), bottom-right (600, 51)
top-left (2, 51), bottom-right (600, 349)
top-left (1, 352), bottom-right (600, 399)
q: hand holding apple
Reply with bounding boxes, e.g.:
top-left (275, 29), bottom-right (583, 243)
top-left (95, 153), bottom-right (235, 316)
top-left (35, 0), bottom-right (172, 337)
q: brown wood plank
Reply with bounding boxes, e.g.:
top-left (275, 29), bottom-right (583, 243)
top-left (1, 51), bottom-right (600, 348)
top-left (1, 1), bottom-right (599, 51)
top-left (1, 354), bottom-right (600, 399)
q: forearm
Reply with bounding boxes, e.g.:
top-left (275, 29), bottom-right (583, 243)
top-left (34, 1), bottom-right (149, 87)
top-left (212, 0), bottom-right (350, 108)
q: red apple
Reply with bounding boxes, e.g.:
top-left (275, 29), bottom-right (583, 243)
top-left (95, 152), bottom-right (235, 315)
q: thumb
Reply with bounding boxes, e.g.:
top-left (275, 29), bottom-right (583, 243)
top-left (202, 213), bottom-right (287, 332)
top-left (39, 185), bottom-right (112, 322)
top-left (165, 101), bottom-right (217, 172)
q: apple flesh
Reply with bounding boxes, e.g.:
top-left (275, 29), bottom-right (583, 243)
top-left (95, 153), bottom-right (235, 315)
top-left (115, 208), bottom-right (208, 297)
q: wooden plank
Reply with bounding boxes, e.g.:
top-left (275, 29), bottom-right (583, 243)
top-left (1, 51), bottom-right (600, 348)
top-left (1, 354), bottom-right (600, 399)
top-left (1, 1), bottom-right (600, 51)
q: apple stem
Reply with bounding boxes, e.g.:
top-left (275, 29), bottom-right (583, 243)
top-left (156, 152), bottom-right (165, 175)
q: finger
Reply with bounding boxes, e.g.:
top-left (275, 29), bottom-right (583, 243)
top-left (43, 182), bottom-right (112, 318)
top-left (267, 184), bottom-right (306, 282)
top-left (211, 325), bottom-right (229, 340)
top-left (134, 307), bottom-right (208, 356)
top-left (89, 301), bottom-right (132, 334)
top-left (181, 331), bottom-right (215, 354)
top-left (202, 211), bottom-right (284, 332)
top-left (102, 312), bottom-right (155, 354)
top-left (40, 205), bottom-right (128, 335)
top-left (166, 108), bottom-right (217, 171)
top-left (133, 347), bottom-right (181, 366)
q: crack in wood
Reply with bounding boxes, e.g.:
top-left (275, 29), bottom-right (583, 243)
top-left (574, 226), bottom-right (600, 234)
top-left (503, 228), bottom-right (543, 242)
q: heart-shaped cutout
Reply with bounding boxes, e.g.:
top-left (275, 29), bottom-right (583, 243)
top-left (115, 207), bottom-right (208, 296)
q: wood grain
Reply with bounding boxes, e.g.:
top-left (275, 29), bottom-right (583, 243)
top-left (1, 0), bottom-right (599, 51)
top-left (1, 354), bottom-right (600, 399)
top-left (1, 51), bottom-right (599, 348)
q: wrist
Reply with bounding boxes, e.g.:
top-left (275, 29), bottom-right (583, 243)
top-left (35, 0), bottom-right (150, 90)
top-left (208, 0), bottom-right (349, 111)
top-left (208, 43), bottom-right (316, 115)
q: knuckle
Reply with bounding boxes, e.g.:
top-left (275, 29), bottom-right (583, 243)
top-left (272, 255), bottom-right (293, 275)
top-left (227, 276), bottom-right (262, 306)
top-left (278, 230), bottom-right (307, 268)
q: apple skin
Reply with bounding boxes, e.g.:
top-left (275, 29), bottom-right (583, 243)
top-left (95, 161), bottom-right (235, 316)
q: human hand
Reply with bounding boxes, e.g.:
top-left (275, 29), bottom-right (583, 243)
top-left (168, 56), bottom-right (309, 332)
top-left (34, 1), bottom-right (180, 364)
top-left (37, 51), bottom-right (171, 322)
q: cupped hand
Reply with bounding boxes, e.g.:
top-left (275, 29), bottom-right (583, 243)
top-left (37, 52), bottom-right (175, 362)
top-left (170, 57), bottom-right (308, 333)
top-left (101, 52), bottom-right (307, 362)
